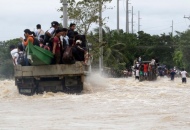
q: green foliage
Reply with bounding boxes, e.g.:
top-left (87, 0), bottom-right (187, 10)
top-left (173, 30), bottom-right (190, 71)
top-left (60, 0), bottom-right (112, 34)
top-left (0, 38), bottom-right (20, 78)
top-left (88, 26), bottom-right (190, 72)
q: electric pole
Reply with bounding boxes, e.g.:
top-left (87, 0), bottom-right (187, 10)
top-left (131, 6), bottom-right (134, 34)
top-left (126, 0), bottom-right (129, 33)
top-left (99, 0), bottom-right (103, 72)
top-left (138, 11), bottom-right (141, 32)
top-left (184, 15), bottom-right (190, 20)
top-left (117, 0), bottom-right (119, 33)
top-left (171, 20), bottom-right (173, 37)
top-left (62, 0), bottom-right (68, 28)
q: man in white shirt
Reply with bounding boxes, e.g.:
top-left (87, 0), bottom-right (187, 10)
top-left (35, 24), bottom-right (44, 40)
top-left (62, 28), bottom-right (69, 45)
top-left (180, 68), bottom-right (188, 83)
top-left (9, 45), bottom-right (18, 66)
top-left (135, 68), bottom-right (140, 80)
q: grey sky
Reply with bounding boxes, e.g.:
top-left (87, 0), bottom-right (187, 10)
top-left (0, 0), bottom-right (190, 41)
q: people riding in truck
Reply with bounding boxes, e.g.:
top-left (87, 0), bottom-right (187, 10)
top-left (67, 23), bottom-right (76, 39)
top-left (20, 29), bottom-right (34, 47)
top-left (44, 21), bottom-right (59, 51)
top-left (35, 24), bottom-right (45, 41)
top-left (52, 29), bottom-right (64, 64)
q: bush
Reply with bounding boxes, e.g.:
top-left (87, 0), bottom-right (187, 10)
top-left (0, 59), bottom-right (14, 78)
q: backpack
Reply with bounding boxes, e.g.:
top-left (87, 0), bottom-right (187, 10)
top-left (33, 37), bottom-right (40, 46)
top-left (62, 46), bottom-right (75, 64)
top-left (28, 36), bottom-right (40, 46)
top-left (17, 52), bottom-right (25, 66)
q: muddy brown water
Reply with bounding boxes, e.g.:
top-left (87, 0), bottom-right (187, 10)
top-left (0, 74), bottom-right (190, 130)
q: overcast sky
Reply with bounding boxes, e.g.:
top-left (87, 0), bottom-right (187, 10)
top-left (0, 0), bottom-right (190, 41)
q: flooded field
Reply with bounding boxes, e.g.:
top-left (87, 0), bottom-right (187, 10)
top-left (0, 74), bottom-right (190, 130)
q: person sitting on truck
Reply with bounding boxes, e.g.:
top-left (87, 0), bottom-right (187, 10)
top-left (52, 29), bottom-right (64, 64)
top-left (16, 43), bottom-right (25, 66)
top-left (39, 38), bottom-right (50, 51)
top-left (73, 40), bottom-right (85, 61)
top-left (20, 29), bottom-right (34, 46)
top-left (9, 45), bottom-right (18, 66)
top-left (62, 39), bottom-right (75, 64)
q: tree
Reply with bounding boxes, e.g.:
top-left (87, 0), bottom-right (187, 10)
top-left (60, 0), bottom-right (112, 35)
top-left (0, 38), bottom-right (20, 78)
top-left (173, 30), bottom-right (190, 71)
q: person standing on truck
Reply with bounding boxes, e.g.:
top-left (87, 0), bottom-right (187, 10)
top-left (180, 68), bottom-right (188, 83)
top-left (60, 28), bottom-right (69, 50)
top-left (68, 23), bottom-right (76, 39)
top-left (35, 24), bottom-right (45, 40)
top-left (20, 29), bottom-right (34, 47)
top-left (44, 21), bottom-right (59, 50)
top-left (52, 29), bottom-right (64, 64)
top-left (144, 63), bottom-right (149, 80)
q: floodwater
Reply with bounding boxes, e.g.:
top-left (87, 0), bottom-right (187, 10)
top-left (0, 74), bottom-right (190, 130)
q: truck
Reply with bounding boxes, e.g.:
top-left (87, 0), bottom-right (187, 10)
top-left (138, 61), bottom-right (158, 81)
top-left (14, 42), bottom-right (90, 95)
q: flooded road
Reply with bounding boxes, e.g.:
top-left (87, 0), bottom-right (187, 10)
top-left (0, 75), bottom-right (190, 130)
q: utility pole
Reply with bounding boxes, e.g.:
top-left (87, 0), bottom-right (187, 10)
top-left (184, 15), bottom-right (190, 20)
top-left (171, 20), bottom-right (173, 37)
top-left (126, 0), bottom-right (129, 33)
top-left (117, 0), bottom-right (119, 33)
top-left (131, 6), bottom-right (134, 34)
top-left (138, 11), bottom-right (141, 32)
top-left (99, 0), bottom-right (103, 72)
top-left (62, 0), bottom-right (68, 28)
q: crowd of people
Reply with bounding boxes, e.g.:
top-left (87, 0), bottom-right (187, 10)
top-left (10, 21), bottom-right (90, 66)
top-left (133, 57), bottom-right (157, 81)
top-left (133, 56), bottom-right (188, 83)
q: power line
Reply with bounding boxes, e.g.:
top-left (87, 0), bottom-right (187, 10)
top-left (184, 15), bottom-right (190, 20)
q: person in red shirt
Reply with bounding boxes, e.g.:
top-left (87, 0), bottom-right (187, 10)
top-left (144, 63), bottom-right (149, 80)
top-left (52, 29), bottom-right (64, 64)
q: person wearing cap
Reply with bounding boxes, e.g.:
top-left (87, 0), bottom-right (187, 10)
top-left (46, 21), bottom-right (59, 37)
top-left (44, 21), bottom-right (59, 50)
top-left (72, 40), bottom-right (85, 61)
top-left (74, 40), bottom-right (90, 65)
top-left (35, 24), bottom-right (44, 40)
